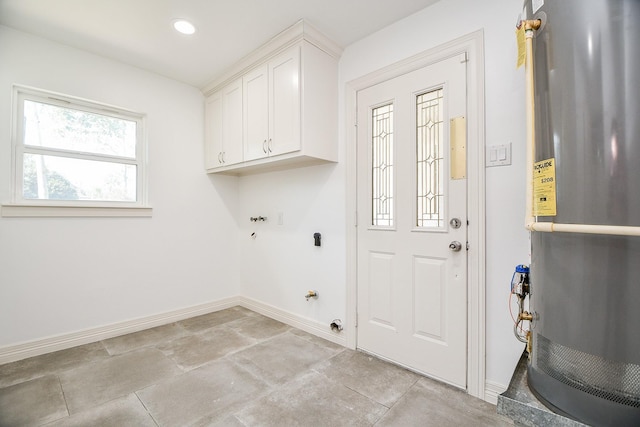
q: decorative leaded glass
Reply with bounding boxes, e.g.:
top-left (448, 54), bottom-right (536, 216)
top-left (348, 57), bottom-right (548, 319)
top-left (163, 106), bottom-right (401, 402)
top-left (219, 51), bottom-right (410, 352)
top-left (372, 104), bottom-right (394, 226)
top-left (417, 89), bottom-right (444, 228)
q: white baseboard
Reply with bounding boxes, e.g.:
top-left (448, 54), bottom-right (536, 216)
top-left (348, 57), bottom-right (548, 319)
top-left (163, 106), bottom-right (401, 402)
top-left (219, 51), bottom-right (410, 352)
top-left (237, 296), bottom-right (347, 347)
top-left (0, 296), bottom-right (241, 364)
top-left (0, 296), bottom-right (348, 365)
top-left (484, 380), bottom-right (507, 405)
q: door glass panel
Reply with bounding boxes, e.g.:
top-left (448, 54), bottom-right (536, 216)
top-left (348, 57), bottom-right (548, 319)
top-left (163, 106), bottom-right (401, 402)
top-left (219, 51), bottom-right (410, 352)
top-left (372, 104), bottom-right (394, 226)
top-left (416, 88), bottom-right (444, 228)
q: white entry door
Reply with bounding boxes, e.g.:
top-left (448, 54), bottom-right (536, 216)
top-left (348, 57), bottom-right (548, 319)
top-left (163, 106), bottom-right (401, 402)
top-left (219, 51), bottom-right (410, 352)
top-left (356, 53), bottom-right (468, 388)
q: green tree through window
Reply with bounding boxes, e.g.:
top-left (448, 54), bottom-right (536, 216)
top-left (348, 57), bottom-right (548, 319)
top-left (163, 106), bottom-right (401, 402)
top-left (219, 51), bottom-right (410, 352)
top-left (13, 86), bottom-right (145, 206)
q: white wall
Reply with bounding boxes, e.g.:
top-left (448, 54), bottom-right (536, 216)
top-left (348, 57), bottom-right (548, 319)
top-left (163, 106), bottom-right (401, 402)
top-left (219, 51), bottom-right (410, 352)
top-left (239, 0), bottom-right (530, 390)
top-left (238, 163), bottom-right (346, 328)
top-left (0, 26), bottom-right (240, 347)
top-left (1, 0), bottom-right (530, 393)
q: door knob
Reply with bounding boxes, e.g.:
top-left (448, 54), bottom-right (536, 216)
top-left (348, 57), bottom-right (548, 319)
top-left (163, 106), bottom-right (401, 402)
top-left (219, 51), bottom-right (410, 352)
top-left (449, 241), bottom-right (462, 252)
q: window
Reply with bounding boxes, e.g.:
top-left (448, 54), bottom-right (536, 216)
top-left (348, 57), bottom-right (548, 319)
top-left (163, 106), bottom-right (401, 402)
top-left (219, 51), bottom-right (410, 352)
top-left (4, 86), bottom-right (150, 217)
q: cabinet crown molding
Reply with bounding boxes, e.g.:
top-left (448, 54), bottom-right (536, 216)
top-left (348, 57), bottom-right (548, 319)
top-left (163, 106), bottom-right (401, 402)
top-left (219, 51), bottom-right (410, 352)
top-left (201, 19), bottom-right (343, 96)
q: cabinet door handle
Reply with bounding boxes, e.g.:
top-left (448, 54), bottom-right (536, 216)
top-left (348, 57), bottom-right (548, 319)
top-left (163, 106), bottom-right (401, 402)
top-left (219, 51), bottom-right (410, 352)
top-left (268, 138), bottom-right (272, 153)
top-left (263, 140), bottom-right (267, 154)
top-left (218, 152), bottom-right (222, 163)
top-left (221, 152), bottom-right (225, 163)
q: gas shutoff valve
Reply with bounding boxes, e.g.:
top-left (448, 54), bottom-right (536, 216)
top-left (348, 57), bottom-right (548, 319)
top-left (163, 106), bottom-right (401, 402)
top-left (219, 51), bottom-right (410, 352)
top-left (510, 264), bottom-right (532, 349)
top-left (511, 264), bottom-right (530, 297)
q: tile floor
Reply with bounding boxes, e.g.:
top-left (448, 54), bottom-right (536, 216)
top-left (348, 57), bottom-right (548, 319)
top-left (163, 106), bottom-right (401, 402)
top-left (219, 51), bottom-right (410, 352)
top-left (0, 307), bottom-right (513, 426)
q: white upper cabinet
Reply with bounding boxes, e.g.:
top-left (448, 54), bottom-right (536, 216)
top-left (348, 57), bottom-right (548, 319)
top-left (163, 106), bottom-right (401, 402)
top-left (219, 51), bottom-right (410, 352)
top-left (244, 46), bottom-right (300, 161)
top-left (243, 64), bottom-right (269, 161)
top-left (205, 78), bottom-right (243, 169)
top-left (202, 20), bottom-right (342, 175)
top-left (268, 46), bottom-right (301, 157)
top-left (204, 91), bottom-right (222, 170)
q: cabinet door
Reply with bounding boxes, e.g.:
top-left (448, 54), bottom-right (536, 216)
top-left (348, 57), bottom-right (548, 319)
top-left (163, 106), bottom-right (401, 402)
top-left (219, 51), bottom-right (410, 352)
top-left (204, 91), bottom-right (223, 169)
top-left (243, 64), bottom-right (269, 161)
top-left (269, 46), bottom-right (301, 156)
top-left (222, 79), bottom-right (243, 165)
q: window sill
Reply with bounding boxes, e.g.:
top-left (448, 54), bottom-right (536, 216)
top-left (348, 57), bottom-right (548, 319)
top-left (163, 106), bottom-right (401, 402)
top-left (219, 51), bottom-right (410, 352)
top-left (1, 204), bottom-right (152, 218)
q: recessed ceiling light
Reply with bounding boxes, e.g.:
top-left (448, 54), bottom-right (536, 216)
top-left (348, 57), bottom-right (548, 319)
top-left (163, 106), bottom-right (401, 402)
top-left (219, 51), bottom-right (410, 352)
top-left (173, 19), bottom-right (196, 35)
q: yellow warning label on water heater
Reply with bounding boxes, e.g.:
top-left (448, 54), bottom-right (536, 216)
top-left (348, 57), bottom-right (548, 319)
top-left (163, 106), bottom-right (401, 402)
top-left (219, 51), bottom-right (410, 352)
top-left (516, 26), bottom-right (526, 69)
top-left (533, 158), bottom-right (557, 216)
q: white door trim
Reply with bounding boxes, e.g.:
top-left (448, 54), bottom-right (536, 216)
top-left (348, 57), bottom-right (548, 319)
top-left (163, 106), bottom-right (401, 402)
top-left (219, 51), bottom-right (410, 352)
top-left (345, 30), bottom-right (486, 400)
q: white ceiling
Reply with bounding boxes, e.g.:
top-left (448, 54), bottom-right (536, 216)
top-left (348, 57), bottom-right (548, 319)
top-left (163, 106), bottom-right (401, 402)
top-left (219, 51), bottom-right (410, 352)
top-left (0, 0), bottom-right (441, 88)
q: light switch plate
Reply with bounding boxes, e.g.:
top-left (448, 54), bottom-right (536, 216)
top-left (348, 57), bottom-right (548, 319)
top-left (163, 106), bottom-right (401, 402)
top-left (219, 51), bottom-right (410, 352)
top-left (486, 143), bottom-right (512, 167)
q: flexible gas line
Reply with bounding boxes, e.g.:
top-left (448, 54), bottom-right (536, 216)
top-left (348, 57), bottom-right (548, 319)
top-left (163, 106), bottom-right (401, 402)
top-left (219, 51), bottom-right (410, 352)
top-left (510, 265), bottom-right (531, 346)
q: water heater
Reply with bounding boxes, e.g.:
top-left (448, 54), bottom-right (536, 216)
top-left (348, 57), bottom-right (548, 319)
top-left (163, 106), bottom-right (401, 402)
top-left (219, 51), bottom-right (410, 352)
top-left (525, 0), bottom-right (640, 425)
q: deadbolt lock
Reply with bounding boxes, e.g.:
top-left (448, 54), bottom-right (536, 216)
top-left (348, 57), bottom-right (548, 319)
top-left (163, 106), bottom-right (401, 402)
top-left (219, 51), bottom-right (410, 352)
top-left (450, 218), bottom-right (462, 229)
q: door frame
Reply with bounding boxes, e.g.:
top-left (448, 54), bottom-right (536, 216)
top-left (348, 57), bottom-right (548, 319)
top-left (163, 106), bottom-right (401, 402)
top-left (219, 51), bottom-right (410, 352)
top-left (345, 30), bottom-right (486, 399)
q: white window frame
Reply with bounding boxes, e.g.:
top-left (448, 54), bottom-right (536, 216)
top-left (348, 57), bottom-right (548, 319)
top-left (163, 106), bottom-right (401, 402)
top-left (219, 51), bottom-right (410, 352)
top-left (2, 85), bottom-right (151, 217)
